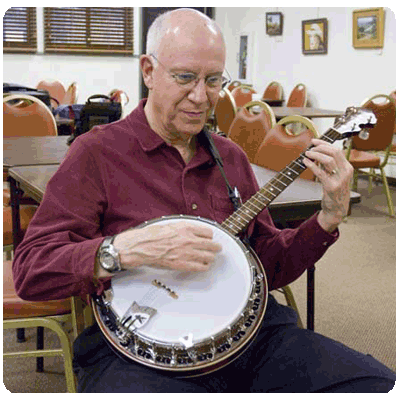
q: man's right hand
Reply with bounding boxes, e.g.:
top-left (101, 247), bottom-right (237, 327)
top-left (112, 222), bottom-right (222, 274)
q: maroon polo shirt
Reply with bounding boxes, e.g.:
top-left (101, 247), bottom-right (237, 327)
top-left (12, 99), bottom-right (337, 301)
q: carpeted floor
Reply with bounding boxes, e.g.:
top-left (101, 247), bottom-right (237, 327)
top-left (3, 177), bottom-right (396, 392)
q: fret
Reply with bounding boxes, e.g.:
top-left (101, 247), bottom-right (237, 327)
top-left (321, 135), bottom-right (334, 143)
top-left (263, 188), bottom-right (276, 200)
top-left (274, 176), bottom-right (289, 188)
top-left (270, 178), bottom-right (286, 190)
top-left (286, 166), bottom-right (298, 176)
top-left (255, 191), bottom-right (271, 203)
top-left (280, 171), bottom-right (294, 182)
top-left (221, 219), bottom-right (242, 233)
top-left (246, 199), bottom-right (263, 214)
top-left (292, 159), bottom-right (306, 170)
top-left (267, 182), bottom-right (282, 194)
top-left (237, 207), bottom-right (255, 221)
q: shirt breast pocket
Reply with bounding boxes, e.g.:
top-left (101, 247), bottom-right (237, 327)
top-left (209, 193), bottom-right (236, 224)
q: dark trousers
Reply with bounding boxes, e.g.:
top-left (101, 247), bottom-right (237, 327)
top-left (73, 294), bottom-right (395, 392)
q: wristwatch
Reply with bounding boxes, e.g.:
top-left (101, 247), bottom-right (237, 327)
top-left (97, 236), bottom-right (124, 274)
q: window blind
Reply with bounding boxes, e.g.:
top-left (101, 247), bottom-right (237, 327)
top-left (3, 7), bottom-right (37, 53)
top-left (44, 7), bottom-right (133, 55)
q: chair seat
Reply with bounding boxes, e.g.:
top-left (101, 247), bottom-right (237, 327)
top-left (3, 261), bottom-right (72, 319)
top-left (346, 149), bottom-right (381, 169)
top-left (3, 205), bottom-right (38, 246)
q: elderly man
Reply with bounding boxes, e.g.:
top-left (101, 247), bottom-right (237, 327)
top-left (13, 9), bottom-right (394, 393)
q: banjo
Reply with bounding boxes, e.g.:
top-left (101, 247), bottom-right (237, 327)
top-left (92, 107), bottom-right (376, 376)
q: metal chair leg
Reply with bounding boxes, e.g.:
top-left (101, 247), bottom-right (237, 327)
top-left (380, 167), bottom-right (395, 216)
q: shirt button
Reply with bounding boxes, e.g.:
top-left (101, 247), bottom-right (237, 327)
top-left (191, 203), bottom-right (198, 210)
top-left (323, 241), bottom-right (328, 246)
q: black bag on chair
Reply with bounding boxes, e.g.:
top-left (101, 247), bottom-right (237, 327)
top-left (65, 94), bottom-right (122, 145)
top-left (3, 83), bottom-right (52, 109)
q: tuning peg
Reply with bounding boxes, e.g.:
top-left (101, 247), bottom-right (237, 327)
top-left (345, 106), bottom-right (358, 116)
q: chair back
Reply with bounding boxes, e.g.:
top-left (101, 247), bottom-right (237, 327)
top-left (287, 83), bottom-right (307, 107)
top-left (254, 115), bottom-right (318, 180)
top-left (231, 85), bottom-right (257, 108)
top-left (3, 94), bottom-right (58, 137)
top-left (36, 79), bottom-right (66, 108)
top-left (262, 81), bottom-right (283, 100)
top-left (227, 80), bottom-right (242, 92)
top-left (389, 91), bottom-right (396, 134)
top-left (214, 88), bottom-right (237, 135)
top-left (351, 94), bottom-right (396, 152)
top-left (62, 82), bottom-right (78, 105)
top-left (228, 101), bottom-right (276, 163)
top-left (109, 89), bottom-right (130, 106)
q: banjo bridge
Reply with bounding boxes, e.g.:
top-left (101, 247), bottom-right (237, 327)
top-left (152, 279), bottom-right (179, 299)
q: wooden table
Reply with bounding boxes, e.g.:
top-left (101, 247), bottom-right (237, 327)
top-left (262, 99), bottom-right (284, 107)
top-left (271, 107), bottom-right (344, 120)
top-left (3, 136), bottom-right (69, 173)
top-left (9, 163), bottom-right (361, 218)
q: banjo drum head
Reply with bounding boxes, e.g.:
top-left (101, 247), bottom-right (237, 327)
top-left (109, 216), bottom-right (253, 345)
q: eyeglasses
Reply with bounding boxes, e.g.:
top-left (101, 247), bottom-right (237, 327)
top-left (150, 54), bottom-right (229, 91)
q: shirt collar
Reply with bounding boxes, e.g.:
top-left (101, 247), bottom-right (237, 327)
top-left (129, 99), bottom-right (166, 152)
top-left (129, 99), bottom-right (214, 167)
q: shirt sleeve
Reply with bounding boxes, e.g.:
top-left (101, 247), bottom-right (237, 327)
top-left (241, 161), bottom-right (339, 290)
top-left (12, 136), bottom-right (110, 301)
top-left (250, 210), bottom-right (338, 290)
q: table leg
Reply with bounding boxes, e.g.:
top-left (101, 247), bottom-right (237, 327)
top-left (307, 266), bottom-right (315, 331)
top-left (8, 176), bottom-right (23, 250)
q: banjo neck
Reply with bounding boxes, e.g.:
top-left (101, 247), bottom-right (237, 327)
top-left (220, 128), bottom-right (342, 236)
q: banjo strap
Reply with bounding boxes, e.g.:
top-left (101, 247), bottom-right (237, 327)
top-left (201, 129), bottom-right (242, 212)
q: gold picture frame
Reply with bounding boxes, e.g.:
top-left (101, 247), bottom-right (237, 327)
top-left (353, 8), bottom-right (385, 48)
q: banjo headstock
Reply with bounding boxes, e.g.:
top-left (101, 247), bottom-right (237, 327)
top-left (333, 106), bottom-right (377, 139)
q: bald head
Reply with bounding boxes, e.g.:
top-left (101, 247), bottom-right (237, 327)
top-left (146, 8), bottom-right (225, 58)
top-left (140, 8), bottom-right (226, 142)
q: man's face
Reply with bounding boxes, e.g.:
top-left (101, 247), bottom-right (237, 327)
top-left (144, 32), bottom-right (226, 140)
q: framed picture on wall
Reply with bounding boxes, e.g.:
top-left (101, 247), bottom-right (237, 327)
top-left (302, 18), bottom-right (328, 55)
top-left (266, 12), bottom-right (283, 36)
top-left (353, 8), bottom-right (385, 48)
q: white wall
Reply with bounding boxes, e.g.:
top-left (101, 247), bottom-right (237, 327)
top-left (214, 7), bottom-right (396, 177)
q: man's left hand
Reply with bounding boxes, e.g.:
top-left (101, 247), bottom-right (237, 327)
top-left (303, 138), bottom-right (354, 233)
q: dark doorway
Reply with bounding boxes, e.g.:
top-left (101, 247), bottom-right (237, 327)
top-left (139, 7), bottom-right (214, 100)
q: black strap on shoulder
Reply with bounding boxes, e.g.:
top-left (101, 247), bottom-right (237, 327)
top-left (200, 129), bottom-right (242, 211)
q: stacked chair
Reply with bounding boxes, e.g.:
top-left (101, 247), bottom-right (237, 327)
top-left (345, 94), bottom-right (396, 216)
top-left (286, 83), bottom-right (307, 107)
top-left (214, 87), bottom-right (237, 135)
top-left (36, 80), bottom-right (78, 109)
top-left (254, 115), bottom-right (319, 181)
top-left (227, 100), bottom-right (276, 163)
top-left (262, 81), bottom-right (284, 101)
top-left (231, 85), bottom-right (257, 108)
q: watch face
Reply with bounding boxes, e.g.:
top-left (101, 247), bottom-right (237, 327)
top-left (100, 251), bottom-right (115, 270)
